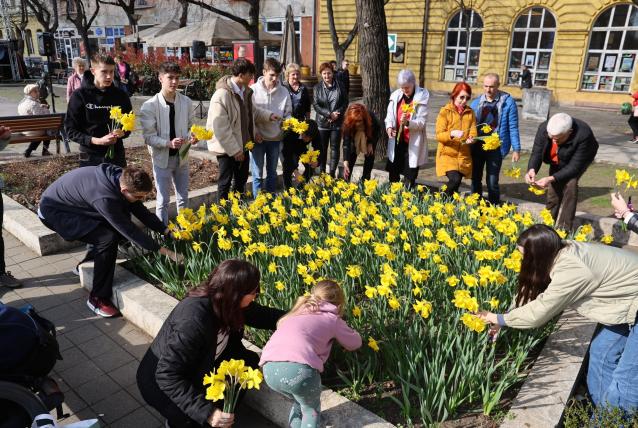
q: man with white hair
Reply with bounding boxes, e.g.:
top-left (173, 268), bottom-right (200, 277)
top-left (384, 69), bottom-right (429, 188)
top-left (525, 112), bottom-right (599, 230)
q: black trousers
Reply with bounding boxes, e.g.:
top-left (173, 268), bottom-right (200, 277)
top-left (26, 140), bottom-right (50, 152)
top-left (445, 170), bottom-right (463, 195)
top-left (282, 134), bottom-right (302, 189)
top-left (137, 340), bottom-right (260, 428)
top-left (79, 149), bottom-right (127, 168)
top-left (216, 153), bottom-right (249, 202)
top-left (386, 141), bottom-right (418, 188)
top-left (629, 116), bottom-right (638, 138)
top-left (345, 149), bottom-right (375, 182)
top-left (318, 129), bottom-right (341, 177)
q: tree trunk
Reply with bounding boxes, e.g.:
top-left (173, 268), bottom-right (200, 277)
top-left (179, 1), bottom-right (189, 28)
top-left (356, 0), bottom-right (390, 157)
top-left (327, 0), bottom-right (357, 67)
top-left (81, 32), bottom-right (92, 62)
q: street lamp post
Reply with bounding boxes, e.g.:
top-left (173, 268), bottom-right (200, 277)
top-left (134, 13), bottom-right (143, 54)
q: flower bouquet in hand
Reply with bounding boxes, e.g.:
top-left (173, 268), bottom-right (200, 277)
top-left (107, 107), bottom-right (135, 159)
top-left (181, 125), bottom-right (212, 160)
top-left (203, 359), bottom-right (263, 413)
top-left (472, 124), bottom-right (501, 150)
top-left (281, 118), bottom-right (309, 135)
top-left (397, 102), bottom-right (415, 140)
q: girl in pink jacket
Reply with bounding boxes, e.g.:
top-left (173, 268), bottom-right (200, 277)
top-left (260, 280), bottom-right (362, 428)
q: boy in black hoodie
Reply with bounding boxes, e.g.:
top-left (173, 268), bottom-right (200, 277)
top-left (65, 54), bottom-right (132, 167)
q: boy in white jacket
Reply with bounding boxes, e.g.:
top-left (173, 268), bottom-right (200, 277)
top-left (139, 62), bottom-right (197, 224)
top-left (250, 58), bottom-right (292, 195)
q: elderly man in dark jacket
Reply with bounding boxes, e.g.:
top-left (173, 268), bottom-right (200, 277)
top-left (38, 164), bottom-right (181, 317)
top-left (525, 112), bottom-right (599, 231)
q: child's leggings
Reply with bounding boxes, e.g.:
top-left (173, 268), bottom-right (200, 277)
top-left (262, 361), bottom-right (322, 428)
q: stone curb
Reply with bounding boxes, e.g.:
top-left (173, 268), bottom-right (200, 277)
top-left (500, 309), bottom-right (597, 428)
top-left (78, 264), bottom-right (395, 428)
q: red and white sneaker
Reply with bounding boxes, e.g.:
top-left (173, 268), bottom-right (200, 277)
top-left (87, 295), bottom-right (120, 318)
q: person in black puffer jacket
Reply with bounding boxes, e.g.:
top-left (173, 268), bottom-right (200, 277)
top-left (282, 63), bottom-right (312, 188)
top-left (313, 62), bottom-right (348, 177)
top-left (65, 54), bottom-right (132, 168)
top-left (136, 260), bottom-right (285, 428)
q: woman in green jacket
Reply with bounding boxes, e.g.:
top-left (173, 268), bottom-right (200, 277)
top-left (478, 224), bottom-right (638, 412)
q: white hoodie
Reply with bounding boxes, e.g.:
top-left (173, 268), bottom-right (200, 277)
top-left (251, 76), bottom-right (292, 141)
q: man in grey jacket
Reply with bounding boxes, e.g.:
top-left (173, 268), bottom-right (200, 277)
top-left (140, 62), bottom-right (197, 225)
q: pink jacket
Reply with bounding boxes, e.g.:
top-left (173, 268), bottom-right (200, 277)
top-left (259, 302), bottom-right (362, 372)
top-left (66, 73), bottom-right (82, 102)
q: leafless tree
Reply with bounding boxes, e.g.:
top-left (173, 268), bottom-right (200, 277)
top-left (96, 0), bottom-right (141, 51)
top-left (66, 0), bottom-right (101, 62)
top-left (178, 0), bottom-right (189, 28)
top-left (326, 0), bottom-right (358, 65)
top-left (23, 0), bottom-right (59, 33)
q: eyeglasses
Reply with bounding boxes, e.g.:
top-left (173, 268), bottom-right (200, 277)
top-left (458, 95), bottom-right (470, 100)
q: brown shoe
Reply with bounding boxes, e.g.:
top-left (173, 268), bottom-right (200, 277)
top-left (0, 271), bottom-right (22, 288)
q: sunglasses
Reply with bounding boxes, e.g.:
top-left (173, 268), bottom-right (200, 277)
top-left (458, 95), bottom-right (470, 100)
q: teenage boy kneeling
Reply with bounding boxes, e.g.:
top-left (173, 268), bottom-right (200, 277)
top-left (38, 165), bottom-right (182, 317)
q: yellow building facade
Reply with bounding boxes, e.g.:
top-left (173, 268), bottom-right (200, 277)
top-left (317, 0), bottom-right (638, 107)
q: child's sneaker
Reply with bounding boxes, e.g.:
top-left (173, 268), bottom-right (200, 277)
top-left (87, 295), bottom-right (120, 317)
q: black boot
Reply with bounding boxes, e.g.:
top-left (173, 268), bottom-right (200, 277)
top-left (24, 149), bottom-right (32, 158)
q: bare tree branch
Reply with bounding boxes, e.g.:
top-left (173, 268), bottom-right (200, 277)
top-left (24, 0), bottom-right (59, 33)
top-left (326, 0), bottom-right (358, 64)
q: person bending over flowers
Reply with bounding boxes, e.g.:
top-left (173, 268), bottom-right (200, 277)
top-left (477, 224), bottom-right (638, 413)
top-left (260, 280), bottom-right (362, 428)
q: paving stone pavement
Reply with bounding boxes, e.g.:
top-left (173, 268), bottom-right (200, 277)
top-left (0, 231), bottom-right (275, 427)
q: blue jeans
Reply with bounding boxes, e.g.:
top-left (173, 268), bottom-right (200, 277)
top-left (249, 140), bottom-right (280, 196)
top-left (471, 146), bottom-right (503, 204)
top-left (587, 318), bottom-right (638, 412)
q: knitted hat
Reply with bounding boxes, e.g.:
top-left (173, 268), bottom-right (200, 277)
top-left (23, 84), bottom-right (39, 95)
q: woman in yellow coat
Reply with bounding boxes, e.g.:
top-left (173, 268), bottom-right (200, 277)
top-left (435, 82), bottom-right (477, 195)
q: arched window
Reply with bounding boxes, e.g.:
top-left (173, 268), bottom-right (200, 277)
top-left (443, 9), bottom-right (483, 83)
top-left (582, 4), bottom-right (638, 92)
top-left (507, 7), bottom-right (556, 87)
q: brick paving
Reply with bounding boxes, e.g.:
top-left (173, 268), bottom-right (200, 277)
top-left (0, 231), bottom-right (275, 427)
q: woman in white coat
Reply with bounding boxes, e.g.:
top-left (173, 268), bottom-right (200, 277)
top-left (384, 70), bottom-right (429, 188)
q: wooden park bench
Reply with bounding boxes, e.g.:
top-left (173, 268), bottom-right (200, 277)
top-left (0, 113), bottom-right (69, 154)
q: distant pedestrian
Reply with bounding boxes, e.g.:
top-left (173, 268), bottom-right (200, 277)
top-left (114, 55), bottom-right (133, 96)
top-left (18, 83), bottom-right (52, 158)
top-left (520, 65), bottom-right (532, 89)
top-left (435, 82), bottom-right (477, 195)
top-left (66, 57), bottom-right (86, 102)
top-left (470, 73), bottom-right (521, 204)
top-left (384, 69), bottom-right (429, 189)
top-left (628, 91), bottom-right (638, 144)
top-left (335, 58), bottom-right (350, 98)
top-left (525, 113), bottom-right (599, 231)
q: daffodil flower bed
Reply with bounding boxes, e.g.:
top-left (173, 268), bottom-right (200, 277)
top-left (135, 176), bottom-right (569, 424)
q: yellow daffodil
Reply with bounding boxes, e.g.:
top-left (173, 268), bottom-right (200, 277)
top-left (192, 241), bottom-right (203, 252)
top-left (352, 306), bottom-right (362, 317)
top-left (346, 265), bottom-right (362, 278)
top-left (528, 185), bottom-right (546, 196)
top-left (413, 299), bottom-right (432, 319)
top-left (503, 167), bottom-right (521, 179)
top-left (368, 336), bottom-right (380, 352)
top-left (480, 124), bottom-right (492, 134)
top-left (275, 281), bottom-right (285, 291)
top-left (461, 313), bottom-right (486, 333)
top-left (601, 235), bottom-right (614, 245)
top-left (245, 140), bottom-right (255, 151)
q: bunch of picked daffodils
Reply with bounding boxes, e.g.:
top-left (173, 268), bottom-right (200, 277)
top-left (179, 125), bottom-right (212, 159)
top-left (107, 107), bottom-right (135, 159)
top-left (203, 359), bottom-right (263, 412)
top-left (299, 149), bottom-right (320, 164)
top-left (282, 118), bottom-right (309, 135)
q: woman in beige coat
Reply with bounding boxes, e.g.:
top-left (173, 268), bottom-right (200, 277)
top-left (17, 84), bottom-right (51, 157)
top-left (478, 224), bottom-right (638, 413)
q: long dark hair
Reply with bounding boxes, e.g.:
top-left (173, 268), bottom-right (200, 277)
top-left (188, 259), bottom-right (260, 331)
top-left (515, 225), bottom-right (567, 306)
